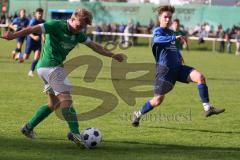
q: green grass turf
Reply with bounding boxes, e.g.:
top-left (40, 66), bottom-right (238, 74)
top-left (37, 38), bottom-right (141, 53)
top-left (0, 39), bottom-right (240, 160)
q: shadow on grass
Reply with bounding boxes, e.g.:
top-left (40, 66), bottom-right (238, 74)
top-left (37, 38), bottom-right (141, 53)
top-left (71, 76), bottom-right (240, 82)
top-left (190, 47), bottom-right (211, 51)
top-left (148, 126), bottom-right (240, 134)
top-left (0, 136), bottom-right (239, 160)
top-left (208, 77), bottom-right (240, 82)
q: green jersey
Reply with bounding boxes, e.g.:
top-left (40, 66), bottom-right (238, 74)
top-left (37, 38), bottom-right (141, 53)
top-left (37, 20), bottom-right (88, 68)
top-left (174, 30), bottom-right (186, 50)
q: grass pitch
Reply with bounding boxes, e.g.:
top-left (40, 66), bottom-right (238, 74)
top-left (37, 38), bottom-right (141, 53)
top-left (0, 39), bottom-right (240, 160)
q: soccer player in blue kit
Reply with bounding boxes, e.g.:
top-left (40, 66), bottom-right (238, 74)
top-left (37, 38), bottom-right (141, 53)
top-left (9, 9), bottom-right (29, 59)
top-left (23, 8), bottom-right (45, 77)
top-left (132, 6), bottom-right (225, 127)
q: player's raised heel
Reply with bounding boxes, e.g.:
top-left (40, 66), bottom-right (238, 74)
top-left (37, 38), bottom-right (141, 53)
top-left (21, 124), bottom-right (36, 139)
top-left (204, 107), bottom-right (225, 117)
top-left (67, 132), bottom-right (89, 149)
top-left (132, 111), bottom-right (141, 127)
top-left (28, 71), bottom-right (34, 77)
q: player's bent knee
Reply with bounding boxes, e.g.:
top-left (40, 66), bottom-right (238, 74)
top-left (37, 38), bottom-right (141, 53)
top-left (48, 100), bottom-right (61, 110)
top-left (58, 93), bottom-right (73, 107)
top-left (48, 100), bottom-right (60, 110)
top-left (58, 93), bottom-right (72, 100)
top-left (150, 96), bottom-right (164, 107)
top-left (152, 101), bottom-right (160, 107)
top-left (198, 74), bottom-right (206, 83)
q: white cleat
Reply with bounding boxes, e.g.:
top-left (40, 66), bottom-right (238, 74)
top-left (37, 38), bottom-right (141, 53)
top-left (28, 71), bottom-right (34, 77)
top-left (132, 111), bottom-right (141, 127)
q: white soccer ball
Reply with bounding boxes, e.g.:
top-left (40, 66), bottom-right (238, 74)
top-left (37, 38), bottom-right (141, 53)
top-left (82, 127), bottom-right (102, 149)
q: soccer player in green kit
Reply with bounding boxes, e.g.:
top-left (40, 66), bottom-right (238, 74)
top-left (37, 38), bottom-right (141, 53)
top-left (2, 8), bottom-right (124, 148)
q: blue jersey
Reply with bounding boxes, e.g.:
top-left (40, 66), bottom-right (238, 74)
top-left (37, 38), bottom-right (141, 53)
top-left (12, 17), bottom-right (29, 31)
top-left (26, 18), bottom-right (45, 43)
top-left (152, 27), bottom-right (182, 68)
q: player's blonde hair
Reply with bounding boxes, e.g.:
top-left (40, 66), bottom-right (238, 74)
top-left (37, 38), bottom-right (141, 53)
top-left (71, 8), bottom-right (92, 25)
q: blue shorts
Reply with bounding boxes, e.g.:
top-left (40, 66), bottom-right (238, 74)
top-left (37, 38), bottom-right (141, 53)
top-left (16, 36), bottom-right (25, 43)
top-left (154, 65), bottom-right (194, 95)
top-left (25, 41), bottom-right (42, 55)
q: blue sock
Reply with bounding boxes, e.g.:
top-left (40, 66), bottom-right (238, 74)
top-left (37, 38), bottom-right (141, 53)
top-left (197, 84), bottom-right (209, 103)
top-left (140, 101), bottom-right (153, 115)
top-left (31, 60), bottom-right (38, 72)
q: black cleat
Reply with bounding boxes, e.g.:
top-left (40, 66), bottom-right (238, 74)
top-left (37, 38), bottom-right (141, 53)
top-left (21, 124), bottom-right (36, 139)
top-left (204, 107), bottom-right (225, 117)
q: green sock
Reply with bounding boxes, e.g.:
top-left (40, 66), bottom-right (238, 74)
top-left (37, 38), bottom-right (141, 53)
top-left (28, 104), bottom-right (53, 130)
top-left (61, 107), bottom-right (80, 134)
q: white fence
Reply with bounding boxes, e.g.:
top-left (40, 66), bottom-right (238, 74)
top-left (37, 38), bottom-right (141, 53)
top-left (0, 25), bottom-right (237, 52)
top-left (92, 31), bottom-right (237, 52)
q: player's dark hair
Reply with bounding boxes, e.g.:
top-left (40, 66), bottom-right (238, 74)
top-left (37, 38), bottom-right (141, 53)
top-left (36, 8), bottom-right (44, 13)
top-left (157, 5), bottom-right (175, 15)
top-left (19, 9), bottom-right (26, 13)
top-left (173, 18), bottom-right (180, 24)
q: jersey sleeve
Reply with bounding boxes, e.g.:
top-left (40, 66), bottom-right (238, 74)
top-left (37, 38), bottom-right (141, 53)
top-left (29, 19), bottom-right (35, 27)
top-left (12, 18), bottom-right (18, 25)
top-left (40, 20), bottom-right (60, 34)
top-left (153, 28), bottom-right (176, 44)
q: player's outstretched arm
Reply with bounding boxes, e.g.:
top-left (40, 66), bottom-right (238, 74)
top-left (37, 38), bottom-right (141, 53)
top-left (1, 25), bottom-right (42, 40)
top-left (29, 34), bottom-right (40, 41)
top-left (85, 41), bottom-right (125, 62)
top-left (8, 23), bottom-right (17, 31)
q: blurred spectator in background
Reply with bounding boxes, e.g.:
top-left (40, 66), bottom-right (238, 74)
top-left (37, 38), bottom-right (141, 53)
top-left (6, 13), bottom-right (13, 24)
top-left (225, 30), bottom-right (232, 53)
top-left (236, 29), bottom-right (240, 56)
top-left (192, 23), bottom-right (201, 36)
top-left (198, 25), bottom-right (207, 44)
top-left (118, 22), bottom-right (125, 42)
top-left (147, 18), bottom-right (155, 34)
top-left (106, 23), bottom-right (112, 41)
top-left (124, 19), bottom-right (134, 47)
top-left (216, 25), bottom-right (225, 53)
top-left (133, 21), bottom-right (141, 45)
top-left (95, 24), bottom-right (103, 44)
top-left (204, 22), bottom-right (211, 37)
top-left (0, 13), bottom-right (6, 24)
top-left (110, 23), bottom-right (118, 42)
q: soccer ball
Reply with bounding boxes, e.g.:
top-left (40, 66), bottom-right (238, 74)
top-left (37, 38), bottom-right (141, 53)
top-left (82, 127), bottom-right (102, 149)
